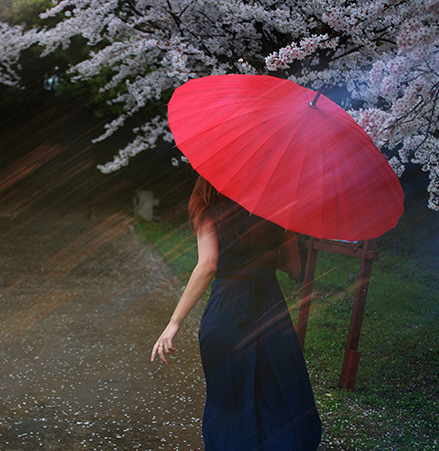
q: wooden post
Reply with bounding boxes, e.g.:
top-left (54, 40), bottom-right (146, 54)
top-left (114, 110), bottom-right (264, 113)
top-left (338, 240), bottom-right (378, 389)
top-left (297, 238), bottom-right (378, 389)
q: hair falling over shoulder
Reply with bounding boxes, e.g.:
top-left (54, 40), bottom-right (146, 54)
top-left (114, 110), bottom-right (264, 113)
top-left (188, 176), bottom-right (228, 233)
top-left (188, 176), bottom-right (282, 249)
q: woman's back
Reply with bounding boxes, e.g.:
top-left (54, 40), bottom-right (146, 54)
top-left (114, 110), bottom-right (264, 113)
top-left (214, 202), bottom-right (284, 279)
top-left (199, 201), bottom-right (322, 451)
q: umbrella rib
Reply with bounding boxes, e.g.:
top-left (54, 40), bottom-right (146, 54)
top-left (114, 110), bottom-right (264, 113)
top-left (171, 106), bottom-right (286, 150)
top-left (180, 109), bottom-right (289, 170)
top-left (202, 115), bottom-right (295, 194)
top-left (243, 111), bottom-right (312, 220)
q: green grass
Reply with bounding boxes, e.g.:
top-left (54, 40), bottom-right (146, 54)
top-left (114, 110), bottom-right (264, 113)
top-left (304, 249), bottom-right (438, 450)
top-left (134, 206), bottom-right (439, 451)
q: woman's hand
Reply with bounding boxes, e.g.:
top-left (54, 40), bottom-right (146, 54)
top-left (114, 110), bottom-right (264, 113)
top-left (150, 218), bottom-right (218, 366)
top-left (151, 320), bottom-right (180, 365)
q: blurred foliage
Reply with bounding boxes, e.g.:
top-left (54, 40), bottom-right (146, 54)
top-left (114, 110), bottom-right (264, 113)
top-left (0, 0), bottom-right (123, 119)
top-left (0, 0), bottom-right (52, 26)
top-left (0, 0), bottom-right (169, 157)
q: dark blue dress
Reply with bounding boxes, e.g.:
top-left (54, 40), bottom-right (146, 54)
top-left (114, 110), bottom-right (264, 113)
top-left (199, 209), bottom-right (322, 451)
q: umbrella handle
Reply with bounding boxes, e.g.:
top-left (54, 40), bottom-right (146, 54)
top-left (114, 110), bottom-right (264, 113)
top-left (309, 84), bottom-right (326, 109)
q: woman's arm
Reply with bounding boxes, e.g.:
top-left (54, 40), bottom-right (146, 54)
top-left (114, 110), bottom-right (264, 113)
top-left (277, 231), bottom-right (301, 278)
top-left (151, 218), bottom-right (218, 365)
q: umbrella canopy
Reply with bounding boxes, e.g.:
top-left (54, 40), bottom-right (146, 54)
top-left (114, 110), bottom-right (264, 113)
top-left (168, 74), bottom-right (404, 241)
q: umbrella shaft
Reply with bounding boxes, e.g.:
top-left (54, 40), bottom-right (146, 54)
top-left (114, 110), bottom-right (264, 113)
top-left (309, 84), bottom-right (326, 109)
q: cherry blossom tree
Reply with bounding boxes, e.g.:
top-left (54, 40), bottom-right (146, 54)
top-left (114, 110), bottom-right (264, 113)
top-left (0, 21), bottom-right (37, 87)
top-left (1, 0), bottom-right (438, 210)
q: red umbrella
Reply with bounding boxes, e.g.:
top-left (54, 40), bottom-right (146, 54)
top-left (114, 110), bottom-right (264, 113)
top-left (168, 74), bottom-right (404, 241)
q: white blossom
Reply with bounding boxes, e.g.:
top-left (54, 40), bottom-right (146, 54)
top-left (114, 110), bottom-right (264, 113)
top-left (97, 116), bottom-right (169, 172)
top-left (388, 156), bottom-right (406, 177)
top-left (0, 0), bottom-right (438, 209)
top-left (0, 23), bottom-right (38, 86)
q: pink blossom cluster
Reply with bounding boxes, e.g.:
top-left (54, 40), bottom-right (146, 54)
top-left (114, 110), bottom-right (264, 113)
top-left (397, 18), bottom-right (437, 55)
top-left (355, 108), bottom-right (395, 145)
top-left (266, 35), bottom-right (338, 71)
top-left (237, 58), bottom-right (256, 75)
top-left (322, 8), bottom-right (346, 31)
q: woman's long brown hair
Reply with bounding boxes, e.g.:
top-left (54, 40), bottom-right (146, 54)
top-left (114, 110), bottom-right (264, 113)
top-left (188, 176), bottom-right (228, 232)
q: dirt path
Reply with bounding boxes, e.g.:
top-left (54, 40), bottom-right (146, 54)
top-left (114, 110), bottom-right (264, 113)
top-left (0, 209), bottom-right (206, 450)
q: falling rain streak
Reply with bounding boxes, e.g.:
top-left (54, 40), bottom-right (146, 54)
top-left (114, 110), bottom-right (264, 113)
top-left (0, 210), bottom-right (206, 450)
top-left (0, 111), bottom-right (205, 450)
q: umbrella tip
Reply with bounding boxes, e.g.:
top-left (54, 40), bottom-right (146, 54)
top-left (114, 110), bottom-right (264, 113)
top-left (309, 84), bottom-right (326, 109)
